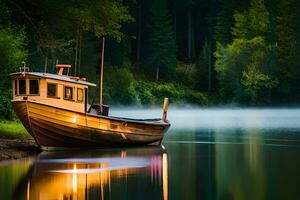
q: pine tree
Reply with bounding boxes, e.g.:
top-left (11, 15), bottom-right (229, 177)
top-left (215, 0), bottom-right (235, 45)
top-left (195, 39), bottom-right (210, 91)
top-left (144, 0), bottom-right (176, 81)
top-left (295, 1), bottom-right (300, 98)
top-left (275, 0), bottom-right (297, 97)
top-left (215, 0), bottom-right (249, 45)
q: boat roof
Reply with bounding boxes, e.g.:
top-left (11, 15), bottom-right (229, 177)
top-left (9, 72), bottom-right (97, 87)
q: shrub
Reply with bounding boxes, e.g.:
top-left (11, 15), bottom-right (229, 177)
top-left (131, 81), bottom-right (208, 106)
top-left (103, 66), bottom-right (135, 104)
top-left (0, 26), bottom-right (27, 120)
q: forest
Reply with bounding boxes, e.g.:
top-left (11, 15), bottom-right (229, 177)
top-left (0, 0), bottom-right (300, 120)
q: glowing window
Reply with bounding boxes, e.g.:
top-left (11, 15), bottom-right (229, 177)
top-left (77, 88), bottom-right (84, 102)
top-left (64, 86), bottom-right (73, 100)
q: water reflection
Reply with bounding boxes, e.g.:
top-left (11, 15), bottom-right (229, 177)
top-left (13, 147), bottom-right (168, 200)
top-left (1, 109), bottom-right (300, 200)
top-left (165, 129), bottom-right (300, 200)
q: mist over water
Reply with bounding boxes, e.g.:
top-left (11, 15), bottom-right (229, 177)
top-left (110, 108), bottom-right (300, 130)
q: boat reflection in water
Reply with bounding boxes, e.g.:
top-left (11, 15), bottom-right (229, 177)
top-left (18, 147), bottom-right (168, 200)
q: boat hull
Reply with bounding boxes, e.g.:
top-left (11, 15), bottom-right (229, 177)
top-left (12, 100), bottom-right (170, 149)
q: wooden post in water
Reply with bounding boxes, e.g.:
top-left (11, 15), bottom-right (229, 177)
top-left (99, 37), bottom-right (105, 114)
top-left (162, 98), bottom-right (169, 122)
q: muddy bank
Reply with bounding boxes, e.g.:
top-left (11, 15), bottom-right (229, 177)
top-left (0, 139), bottom-right (40, 161)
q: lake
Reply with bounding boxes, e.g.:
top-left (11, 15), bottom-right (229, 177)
top-left (1, 108), bottom-right (300, 200)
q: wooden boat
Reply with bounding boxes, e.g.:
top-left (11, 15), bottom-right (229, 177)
top-left (9, 63), bottom-right (170, 150)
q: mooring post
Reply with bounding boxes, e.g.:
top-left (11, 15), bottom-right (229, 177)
top-left (162, 98), bottom-right (169, 122)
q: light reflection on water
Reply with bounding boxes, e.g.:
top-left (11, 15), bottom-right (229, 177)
top-left (1, 109), bottom-right (300, 200)
top-left (46, 157), bottom-right (150, 174)
top-left (0, 148), bottom-right (168, 200)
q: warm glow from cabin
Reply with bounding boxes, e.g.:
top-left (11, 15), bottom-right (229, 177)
top-left (72, 164), bottom-right (77, 194)
top-left (72, 163), bottom-right (77, 199)
top-left (72, 117), bottom-right (78, 123)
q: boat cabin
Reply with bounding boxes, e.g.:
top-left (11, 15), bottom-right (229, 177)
top-left (9, 64), bottom-right (96, 114)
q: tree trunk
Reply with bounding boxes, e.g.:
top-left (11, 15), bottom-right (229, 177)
top-left (187, 7), bottom-right (194, 61)
top-left (78, 29), bottom-right (82, 76)
top-left (208, 42), bottom-right (212, 93)
top-left (136, 0), bottom-right (142, 67)
top-left (207, 0), bottom-right (216, 93)
top-left (74, 28), bottom-right (79, 76)
top-left (44, 54), bottom-right (48, 73)
top-left (173, 0), bottom-right (177, 40)
top-left (156, 60), bottom-right (160, 82)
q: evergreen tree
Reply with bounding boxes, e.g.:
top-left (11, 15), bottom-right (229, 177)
top-left (144, 0), bottom-right (176, 81)
top-left (275, 0), bottom-right (297, 98)
top-left (295, 0), bottom-right (300, 99)
top-left (195, 39), bottom-right (210, 91)
top-left (215, 0), bottom-right (249, 45)
top-left (215, 0), bottom-right (235, 45)
top-left (186, 0), bottom-right (195, 61)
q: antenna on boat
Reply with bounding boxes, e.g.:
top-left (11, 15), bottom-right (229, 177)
top-left (20, 61), bottom-right (29, 75)
top-left (162, 98), bottom-right (169, 122)
top-left (99, 37), bottom-right (105, 114)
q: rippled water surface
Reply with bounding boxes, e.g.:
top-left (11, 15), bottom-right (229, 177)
top-left (1, 108), bottom-right (300, 200)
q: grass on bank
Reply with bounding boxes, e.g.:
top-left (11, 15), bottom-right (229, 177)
top-left (0, 120), bottom-right (32, 139)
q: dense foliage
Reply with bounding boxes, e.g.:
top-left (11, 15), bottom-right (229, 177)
top-left (0, 26), bottom-right (27, 119)
top-left (0, 0), bottom-right (299, 119)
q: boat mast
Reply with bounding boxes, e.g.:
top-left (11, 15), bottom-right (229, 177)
top-left (99, 37), bottom-right (105, 114)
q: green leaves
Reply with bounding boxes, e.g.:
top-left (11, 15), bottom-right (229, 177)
top-left (215, 0), bottom-right (278, 104)
top-left (0, 0), bottom-right (10, 24)
top-left (0, 26), bottom-right (27, 73)
top-left (0, 26), bottom-right (27, 119)
top-left (232, 0), bottom-right (270, 39)
top-left (69, 0), bottom-right (134, 40)
top-left (215, 36), bottom-right (276, 102)
top-left (242, 65), bottom-right (278, 103)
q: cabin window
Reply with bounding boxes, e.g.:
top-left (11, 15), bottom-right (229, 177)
top-left (14, 80), bottom-right (17, 95)
top-left (29, 79), bottom-right (39, 95)
top-left (64, 86), bottom-right (73, 100)
top-left (47, 83), bottom-right (57, 97)
top-left (18, 79), bottom-right (26, 95)
top-left (77, 88), bottom-right (84, 102)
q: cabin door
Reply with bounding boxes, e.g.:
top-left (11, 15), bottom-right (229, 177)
top-left (84, 88), bottom-right (88, 113)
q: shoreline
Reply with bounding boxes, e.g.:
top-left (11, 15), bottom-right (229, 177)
top-left (0, 138), bottom-right (40, 161)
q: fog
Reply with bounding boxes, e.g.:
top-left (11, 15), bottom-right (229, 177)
top-left (110, 108), bottom-right (300, 130)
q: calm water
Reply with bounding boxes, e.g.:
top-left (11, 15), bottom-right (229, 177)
top-left (1, 108), bottom-right (300, 200)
